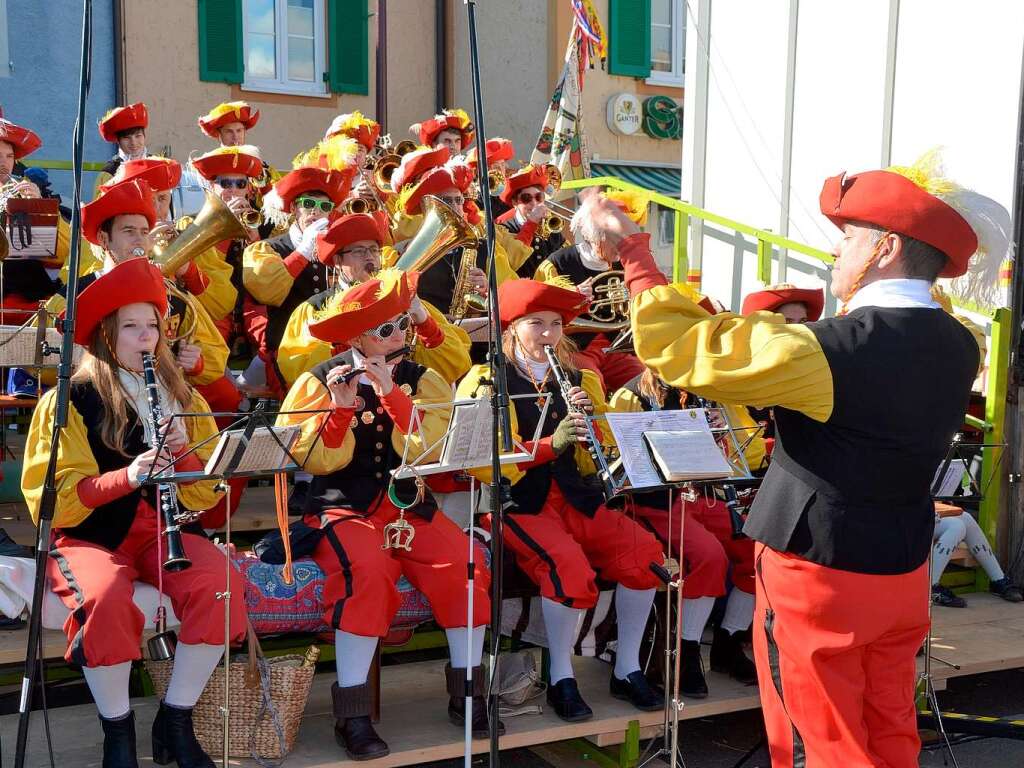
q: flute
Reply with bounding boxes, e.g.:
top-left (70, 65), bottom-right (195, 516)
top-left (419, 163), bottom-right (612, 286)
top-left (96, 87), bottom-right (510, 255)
top-left (328, 345), bottom-right (411, 387)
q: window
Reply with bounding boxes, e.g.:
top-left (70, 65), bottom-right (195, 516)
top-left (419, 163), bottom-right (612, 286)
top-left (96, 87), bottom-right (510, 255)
top-left (649, 0), bottom-right (684, 87)
top-left (242, 0), bottom-right (327, 96)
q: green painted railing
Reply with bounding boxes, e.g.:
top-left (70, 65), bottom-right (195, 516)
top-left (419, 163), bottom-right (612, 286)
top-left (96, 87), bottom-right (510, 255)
top-left (22, 159), bottom-right (107, 172)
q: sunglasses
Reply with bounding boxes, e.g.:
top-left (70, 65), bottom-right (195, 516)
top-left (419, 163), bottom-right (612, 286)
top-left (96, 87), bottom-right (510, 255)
top-left (341, 245), bottom-right (382, 260)
top-left (516, 192), bottom-right (545, 205)
top-left (295, 197), bottom-right (335, 213)
top-left (215, 177), bottom-right (249, 189)
top-left (366, 313), bottom-right (411, 341)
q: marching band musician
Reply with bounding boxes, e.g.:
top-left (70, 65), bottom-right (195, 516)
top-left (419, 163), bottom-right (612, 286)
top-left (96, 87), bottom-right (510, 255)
top-left (21, 257), bottom-right (246, 768)
top-left (94, 103), bottom-right (149, 194)
top-left (197, 101), bottom-right (260, 148)
top-left (277, 270), bottom-right (495, 759)
top-left (0, 117), bottom-right (42, 196)
top-left (242, 162), bottom-right (355, 398)
top-left (456, 278), bottom-right (664, 723)
top-left (609, 367), bottom-right (764, 697)
top-left (411, 108), bottom-right (475, 158)
top-left (324, 110), bottom-right (381, 200)
top-left (277, 210), bottom-right (471, 387)
top-left (603, 153), bottom-right (1002, 766)
top-left (466, 137), bottom-right (516, 217)
top-left (495, 164), bottom-right (565, 278)
top-left (535, 190), bottom-right (648, 393)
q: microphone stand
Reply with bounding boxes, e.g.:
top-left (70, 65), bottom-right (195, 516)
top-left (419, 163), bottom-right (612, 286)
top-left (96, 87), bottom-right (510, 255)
top-left (463, 2), bottom-right (512, 765)
top-left (15, 1), bottom-right (94, 765)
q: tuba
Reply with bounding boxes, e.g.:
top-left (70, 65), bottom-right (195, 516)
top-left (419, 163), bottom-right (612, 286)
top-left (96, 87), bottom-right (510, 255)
top-left (151, 190), bottom-right (248, 278)
top-left (372, 140), bottom-right (418, 195)
top-left (568, 269), bottom-right (630, 333)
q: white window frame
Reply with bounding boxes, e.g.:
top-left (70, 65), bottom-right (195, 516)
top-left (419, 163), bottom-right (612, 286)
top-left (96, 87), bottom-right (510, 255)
top-left (647, 0), bottom-right (684, 88)
top-left (242, 0), bottom-right (328, 97)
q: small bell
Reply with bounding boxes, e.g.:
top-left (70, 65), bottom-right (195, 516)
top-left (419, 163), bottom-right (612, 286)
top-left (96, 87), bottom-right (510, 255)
top-left (146, 606), bottom-right (178, 661)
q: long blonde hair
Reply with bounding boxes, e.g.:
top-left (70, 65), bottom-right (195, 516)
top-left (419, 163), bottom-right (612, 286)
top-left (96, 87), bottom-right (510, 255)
top-left (502, 322), bottom-right (579, 377)
top-left (71, 305), bottom-right (192, 456)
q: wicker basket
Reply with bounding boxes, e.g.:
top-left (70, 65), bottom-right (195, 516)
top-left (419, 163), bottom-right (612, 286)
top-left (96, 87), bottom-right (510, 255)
top-left (145, 630), bottom-right (319, 763)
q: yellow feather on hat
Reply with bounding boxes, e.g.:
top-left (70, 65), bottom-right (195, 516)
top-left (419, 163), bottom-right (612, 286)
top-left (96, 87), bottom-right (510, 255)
top-left (606, 189), bottom-right (651, 227)
top-left (205, 101), bottom-right (251, 121)
top-left (314, 268), bottom-right (406, 322)
top-left (292, 134), bottom-right (359, 172)
top-left (541, 274), bottom-right (578, 293)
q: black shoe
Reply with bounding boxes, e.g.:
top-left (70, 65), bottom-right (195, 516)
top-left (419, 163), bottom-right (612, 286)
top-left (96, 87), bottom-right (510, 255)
top-left (288, 480), bottom-right (310, 514)
top-left (610, 670), bottom-right (663, 711)
top-left (448, 696), bottom-right (506, 738)
top-left (151, 702), bottom-right (214, 768)
top-left (100, 711), bottom-right (138, 768)
top-left (546, 678), bottom-right (593, 722)
top-left (710, 627), bottom-right (758, 685)
top-left (932, 584), bottom-right (967, 608)
top-left (680, 640), bottom-right (709, 699)
top-left (990, 577), bottom-right (1024, 603)
top-left (331, 682), bottom-right (389, 761)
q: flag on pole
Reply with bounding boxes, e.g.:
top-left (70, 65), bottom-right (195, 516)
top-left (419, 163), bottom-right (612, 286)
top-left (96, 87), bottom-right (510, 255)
top-left (530, 0), bottom-right (606, 188)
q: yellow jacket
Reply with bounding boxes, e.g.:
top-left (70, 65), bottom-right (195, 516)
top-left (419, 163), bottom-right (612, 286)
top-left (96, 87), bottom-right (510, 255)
top-left (243, 236), bottom-right (304, 307)
top-left (173, 216), bottom-right (239, 322)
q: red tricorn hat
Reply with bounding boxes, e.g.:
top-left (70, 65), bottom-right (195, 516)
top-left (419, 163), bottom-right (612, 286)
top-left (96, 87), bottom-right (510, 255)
top-left (81, 179), bottom-right (158, 245)
top-left (412, 109), bottom-right (475, 149)
top-left (191, 146), bottom-right (264, 181)
top-left (105, 157), bottom-right (182, 193)
top-left (465, 138), bottom-right (515, 168)
top-left (401, 165), bottom-right (473, 215)
top-left (197, 101), bottom-right (261, 139)
top-left (324, 111), bottom-right (381, 150)
top-left (0, 119), bottom-right (42, 159)
top-left (308, 269), bottom-right (418, 343)
top-left (391, 146), bottom-right (450, 192)
top-left (273, 166), bottom-right (353, 209)
top-left (72, 257), bottom-right (167, 345)
top-left (742, 284), bottom-right (824, 321)
top-left (819, 169), bottom-right (978, 278)
top-left (317, 210), bottom-right (391, 265)
top-left (497, 278), bottom-right (590, 330)
top-left (98, 103), bottom-right (149, 143)
top-left (500, 164), bottom-right (548, 205)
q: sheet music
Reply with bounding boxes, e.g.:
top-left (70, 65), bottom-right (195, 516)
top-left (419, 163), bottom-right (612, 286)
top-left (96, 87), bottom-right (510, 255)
top-left (204, 425), bottom-right (300, 475)
top-left (605, 409), bottom-right (714, 489)
top-left (4, 227), bottom-right (57, 260)
top-left (439, 398), bottom-right (500, 470)
top-left (933, 458), bottom-right (969, 497)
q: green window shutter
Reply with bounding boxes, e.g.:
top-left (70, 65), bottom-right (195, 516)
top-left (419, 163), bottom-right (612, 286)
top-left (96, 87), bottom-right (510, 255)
top-left (608, 0), bottom-right (652, 78)
top-left (198, 0), bottom-right (243, 84)
top-left (327, 0), bottom-right (369, 95)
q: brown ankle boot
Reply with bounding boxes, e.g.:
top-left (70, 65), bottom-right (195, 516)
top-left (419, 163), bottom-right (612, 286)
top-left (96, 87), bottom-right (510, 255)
top-left (444, 664), bottom-right (505, 738)
top-left (331, 682), bottom-right (389, 761)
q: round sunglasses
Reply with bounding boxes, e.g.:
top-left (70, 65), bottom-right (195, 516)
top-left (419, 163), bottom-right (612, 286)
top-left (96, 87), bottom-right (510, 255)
top-left (366, 313), bottom-right (411, 341)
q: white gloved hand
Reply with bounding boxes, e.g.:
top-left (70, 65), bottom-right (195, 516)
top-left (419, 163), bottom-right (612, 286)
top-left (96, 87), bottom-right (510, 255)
top-left (295, 217), bottom-right (330, 260)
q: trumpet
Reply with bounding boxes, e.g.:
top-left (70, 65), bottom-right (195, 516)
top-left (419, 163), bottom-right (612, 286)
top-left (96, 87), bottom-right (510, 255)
top-left (342, 197), bottom-right (380, 215)
top-left (371, 140), bottom-right (418, 195)
top-left (239, 208), bottom-right (262, 228)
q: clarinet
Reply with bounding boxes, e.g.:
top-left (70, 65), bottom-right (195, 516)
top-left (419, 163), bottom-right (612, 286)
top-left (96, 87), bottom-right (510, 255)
top-left (542, 345), bottom-right (616, 500)
top-left (140, 352), bottom-right (192, 572)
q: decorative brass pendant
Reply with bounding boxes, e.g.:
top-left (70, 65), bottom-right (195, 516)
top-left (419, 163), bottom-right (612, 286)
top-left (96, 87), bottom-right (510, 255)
top-left (382, 511), bottom-right (415, 552)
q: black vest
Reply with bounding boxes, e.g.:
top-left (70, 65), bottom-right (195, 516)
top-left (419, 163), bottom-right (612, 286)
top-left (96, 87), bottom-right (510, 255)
top-left (503, 218), bottom-right (565, 278)
top-left (304, 351), bottom-right (434, 518)
top-left (505, 365), bottom-right (605, 517)
top-left (264, 233), bottom-right (328, 350)
top-left (416, 249), bottom-right (466, 314)
top-left (101, 156), bottom-right (122, 178)
top-left (546, 244), bottom-right (622, 348)
top-left (744, 306), bottom-right (979, 574)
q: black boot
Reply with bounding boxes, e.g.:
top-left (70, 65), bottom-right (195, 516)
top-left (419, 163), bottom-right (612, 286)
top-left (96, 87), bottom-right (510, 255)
top-left (710, 627), bottom-right (758, 685)
top-left (990, 577), bottom-right (1024, 603)
top-left (609, 670), bottom-right (663, 711)
top-left (445, 664), bottom-right (505, 738)
top-left (151, 701), bottom-right (214, 768)
top-left (680, 640), bottom-right (709, 699)
top-left (331, 682), bottom-right (389, 761)
top-left (546, 677), bottom-right (593, 722)
top-left (100, 711), bottom-right (138, 768)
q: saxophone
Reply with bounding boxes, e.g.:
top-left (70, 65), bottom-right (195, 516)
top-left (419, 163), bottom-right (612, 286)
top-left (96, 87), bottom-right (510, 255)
top-left (449, 246), bottom-right (487, 322)
top-left (140, 352), bottom-right (193, 572)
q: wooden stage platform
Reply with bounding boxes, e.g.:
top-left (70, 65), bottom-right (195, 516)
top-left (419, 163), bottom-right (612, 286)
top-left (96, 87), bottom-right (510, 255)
top-left (1, 594), bottom-right (1022, 767)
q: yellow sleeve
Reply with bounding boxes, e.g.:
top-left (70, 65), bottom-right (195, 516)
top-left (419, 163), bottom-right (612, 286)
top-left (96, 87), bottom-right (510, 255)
top-left (495, 224), bottom-right (533, 273)
top-left (22, 390), bottom-right (99, 528)
top-left (243, 239), bottom-right (297, 306)
top-left (533, 259), bottom-right (560, 283)
top-left (489, 241), bottom-right (517, 286)
top-left (185, 301), bottom-right (229, 386)
top-left (190, 244), bottom-right (238, 322)
top-left (390, 368), bottom-right (453, 464)
top-left (56, 218), bottom-right (103, 281)
top-left (391, 213), bottom-right (424, 247)
top-left (455, 364), bottom-right (524, 485)
top-left (91, 171), bottom-right (113, 201)
top-left (411, 300), bottom-right (471, 384)
top-left (277, 301), bottom-right (333, 388)
top-left (276, 372), bottom-right (355, 476)
top-left (632, 284), bottom-right (834, 422)
top-left (608, 386), bottom-right (644, 413)
top-left (175, 389), bottom-right (225, 511)
top-left (380, 244), bottom-right (400, 269)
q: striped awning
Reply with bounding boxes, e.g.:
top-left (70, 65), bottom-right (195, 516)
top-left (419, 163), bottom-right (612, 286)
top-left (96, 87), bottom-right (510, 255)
top-left (590, 162), bottom-right (681, 197)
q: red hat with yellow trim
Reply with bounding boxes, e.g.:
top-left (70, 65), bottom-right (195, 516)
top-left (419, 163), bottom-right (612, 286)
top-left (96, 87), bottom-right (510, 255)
top-left (308, 268), bottom-right (418, 342)
top-left (399, 164), bottom-right (473, 216)
top-left (500, 164), bottom-right (548, 205)
top-left (104, 157), bottom-right (181, 194)
top-left (391, 146), bottom-right (450, 192)
top-left (81, 179), bottom-right (157, 245)
top-left (98, 103), bottom-right (149, 143)
top-left (497, 278), bottom-right (590, 330)
top-left (324, 110), bottom-right (381, 150)
top-left (197, 101), bottom-right (260, 139)
top-left (191, 145), bottom-right (264, 181)
top-left (465, 138), bottom-right (514, 169)
top-left (742, 284), bottom-right (824, 321)
top-left (317, 210), bottom-right (391, 265)
top-left (273, 167), bottom-right (353, 209)
top-left (72, 257), bottom-right (167, 345)
top-left (411, 108), bottom-right (475, 149)
top-left (0, 119), bottom-right (41, 159)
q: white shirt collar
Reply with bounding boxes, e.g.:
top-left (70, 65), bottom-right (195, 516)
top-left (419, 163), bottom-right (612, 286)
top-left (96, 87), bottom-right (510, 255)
top-left (576, 240), bottom-right (609, 273)
top-left (117, 147), bottom-right (146, 163)
top-left (843, 279), bottom-right (940, 313)
top-left (514, 209), bottom-right (527, 227)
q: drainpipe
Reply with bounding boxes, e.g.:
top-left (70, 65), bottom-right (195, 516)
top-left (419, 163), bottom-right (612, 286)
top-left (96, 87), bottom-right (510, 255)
top-left (375, 0), bottom-right (387, 132)
top-left (435, 0), bottom-right (447, 111)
